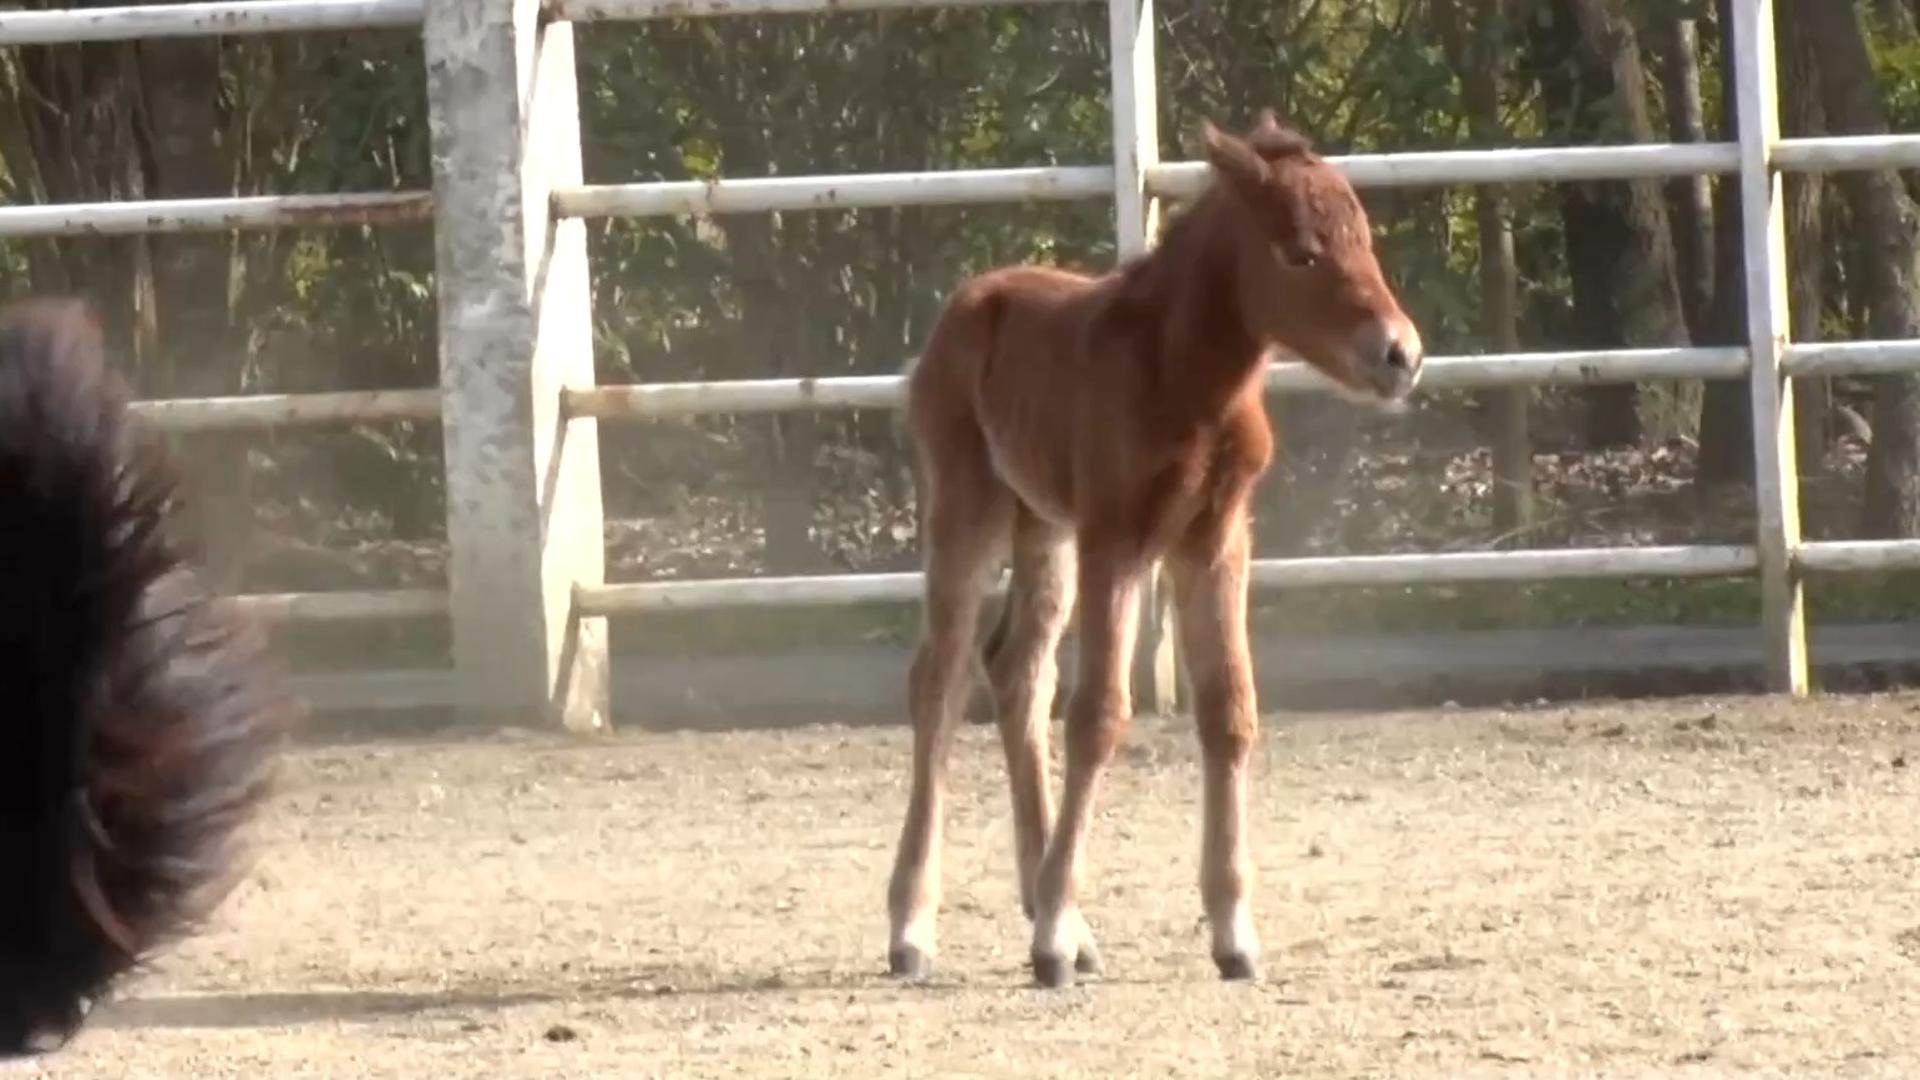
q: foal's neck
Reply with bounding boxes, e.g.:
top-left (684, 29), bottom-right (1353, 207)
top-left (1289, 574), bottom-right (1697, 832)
top-left (1113, 186), bottom-right (1270, 418)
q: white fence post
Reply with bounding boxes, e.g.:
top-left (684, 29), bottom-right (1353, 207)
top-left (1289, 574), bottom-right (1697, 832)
top-left (1107, 0), bottom-right (1179, 717)
top-left (422, 0), bottom-right (610, 730)
top-left (1731, 0), bottom-right (1809, 695)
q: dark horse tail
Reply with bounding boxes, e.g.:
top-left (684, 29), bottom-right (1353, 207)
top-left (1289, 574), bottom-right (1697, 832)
top-left (0, 300), bottom-right (292, 1057)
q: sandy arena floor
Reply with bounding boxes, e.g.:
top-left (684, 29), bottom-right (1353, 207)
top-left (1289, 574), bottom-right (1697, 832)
top-left (12, 692), bottom-right (1920, 1079)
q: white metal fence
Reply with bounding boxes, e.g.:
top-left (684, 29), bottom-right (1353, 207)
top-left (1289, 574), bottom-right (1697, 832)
top-left (3, 0), bottom-right (1918, 726)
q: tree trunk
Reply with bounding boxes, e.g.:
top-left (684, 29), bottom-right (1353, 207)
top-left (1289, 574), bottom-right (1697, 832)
top-left (133, 37), bottom-right (253, 586)
top-left (0, 53), bottom-right (74, 299)
top-left (719, 211), bottom-right (828, 573)
top-left (1436, 0), bottom-right (1531, 534)
top-left (8, 35), bottom-right (255, 580)
top-left (1800, 0), bottom-right (1920, 536)
top-left (7, 39), bottom-right (146, 365)
top-left (1780, 7), bottom-right (1831, 483)
top-left (1694, 0), bottom-right (1746, 495)
top-left (1652, 15), bottom-right (1714, 343)
top-left (1528, 0), bottom-right (1689, 450)
top-left (709, 27), bottom-right (828, 574)
top-left (1695, 0), bottom-right (1829, 494)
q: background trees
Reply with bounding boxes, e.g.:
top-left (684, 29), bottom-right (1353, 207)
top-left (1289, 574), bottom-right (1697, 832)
top-left (2, 0), bottom-right (1918, 666)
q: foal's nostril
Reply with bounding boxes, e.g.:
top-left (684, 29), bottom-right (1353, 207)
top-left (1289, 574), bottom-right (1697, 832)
top-left (1384, 340), bottom-right (1414, 372)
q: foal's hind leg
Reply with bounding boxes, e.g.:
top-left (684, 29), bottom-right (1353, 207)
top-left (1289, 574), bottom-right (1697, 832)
top-left (983, 507), bottom-right (1076, 922)
top-left (1028, 542), bottom-right (1143, 987)
top-left (1167, 503), bottom-right (1262, 980)
top-left (886, 451), bottom-right (1012, 978)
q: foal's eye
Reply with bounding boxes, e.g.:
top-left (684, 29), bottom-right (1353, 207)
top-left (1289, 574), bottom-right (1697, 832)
top-left (1272, 242), bottom-right (1318, 269)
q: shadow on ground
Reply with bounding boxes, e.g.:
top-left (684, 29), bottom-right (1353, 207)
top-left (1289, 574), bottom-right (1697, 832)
top-left (92, 988), bottom-right (558, 1031)
top-left (91, 964), bottom-right (989, 1033)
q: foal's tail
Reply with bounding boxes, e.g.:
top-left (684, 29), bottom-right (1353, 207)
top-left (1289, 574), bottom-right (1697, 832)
top-left (0, 299), bottom-right (292, 1055)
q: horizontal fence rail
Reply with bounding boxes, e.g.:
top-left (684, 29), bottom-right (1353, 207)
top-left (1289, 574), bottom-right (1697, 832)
top-left (556, 146), bottom-right (1751, 223)
top-left (579, 539), bottom-right (1920, 618)
top-left (567, 339), bottom-right (1920, 422)
top-left (1155, 143), bottom-right (1743, 194)
top-left (576, 545), bottom-right (1762, 615)
top-left (232, 588), bottom-right (448, 624)
top-left (1247, 546), bottom-right (1761, 589)
top-left (131, 389), bottom-right (442, 433)
top-left (556, 135), bottom-right (1920, 227)
top-left (1771, 134), bottom-right (1920, 173)
top-left (549, 0), bottom-right (1090, 19)
top-left (569, 375), bottom-right (905, 418)
top-left (0, 192), bottom-right (433, 238)
top-left (557, 165), bottom-right (1113, 218)
top-left (583, 572), bottom-right (937, 613)
top-left (1797, 540), bottom-right (1920, 574)
top-left (565, 347), bottom-right (1755, 420)
top-left (0, 0), bottom-right (423, 45)
top-left (1781, 340), bottom-right (1920, 377)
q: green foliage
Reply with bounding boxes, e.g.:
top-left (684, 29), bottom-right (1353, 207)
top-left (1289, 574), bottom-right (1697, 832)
top-left (3, 0), bottom-right (1917, 642)
top-left (1865, 2), bottom-right (1920, 131)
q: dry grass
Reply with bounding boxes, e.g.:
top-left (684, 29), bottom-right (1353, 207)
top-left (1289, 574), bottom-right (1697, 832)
top-left (16, 692), bottom-right (1920, 1079)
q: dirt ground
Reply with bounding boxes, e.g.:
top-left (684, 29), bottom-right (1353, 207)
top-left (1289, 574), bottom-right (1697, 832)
top-left (14, 692), bottom-right (1920, 1079)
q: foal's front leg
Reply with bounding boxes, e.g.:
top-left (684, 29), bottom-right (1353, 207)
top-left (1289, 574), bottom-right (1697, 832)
top-left (1028, 546), bottom-right (1141, 988)
top-left (1167, 512), bottom-right (1262, 980)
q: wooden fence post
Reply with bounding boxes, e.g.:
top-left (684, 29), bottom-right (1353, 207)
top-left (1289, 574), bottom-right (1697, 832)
top-left (1108, 0), bottom-right (1181, 718)
top-left (1731, 0), bottom-right (1811, 695)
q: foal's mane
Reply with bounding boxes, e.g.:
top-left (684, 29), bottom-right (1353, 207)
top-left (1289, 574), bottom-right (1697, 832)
top-left (1113, 116), bottom-right (1321, 294)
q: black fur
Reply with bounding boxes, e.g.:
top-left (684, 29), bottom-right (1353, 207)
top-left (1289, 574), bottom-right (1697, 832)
top-left (0, 299), bottom-right (292, 1057)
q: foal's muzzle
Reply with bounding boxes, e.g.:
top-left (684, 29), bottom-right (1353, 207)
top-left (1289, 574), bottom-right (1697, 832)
top-left (1356, 315), bottom-right (1424, 401)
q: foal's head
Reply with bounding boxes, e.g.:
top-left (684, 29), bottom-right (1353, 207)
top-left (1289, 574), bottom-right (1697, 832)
top-left (1200, 111), bottom-right (1423, 403)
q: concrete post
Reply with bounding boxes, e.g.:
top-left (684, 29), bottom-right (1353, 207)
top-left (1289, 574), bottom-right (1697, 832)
top-left (422, 0), bottom-right (609, 730)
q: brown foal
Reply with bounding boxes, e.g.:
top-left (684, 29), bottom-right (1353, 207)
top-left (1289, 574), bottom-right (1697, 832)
top-left (885, 111), bottom-right (1424, 989)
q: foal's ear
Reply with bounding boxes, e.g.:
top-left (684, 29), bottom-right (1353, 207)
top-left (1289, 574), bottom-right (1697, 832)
top-left (1247, 108), bottom-right (1314, 161)
top-left (1202, 120), bottom-right (1268, 192)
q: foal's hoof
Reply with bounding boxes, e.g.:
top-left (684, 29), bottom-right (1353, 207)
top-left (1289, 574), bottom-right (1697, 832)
top-left (1074, 941), bottom-right (1104, 977)
top-left (1214, 951), bottom-right (1261, 982)
top-left (888, 946), bottom-right (932, 979)
top-left (1031, 951), bottom-right (1076, 989)
top-left (1031, 943), bottom-right (1101, 988)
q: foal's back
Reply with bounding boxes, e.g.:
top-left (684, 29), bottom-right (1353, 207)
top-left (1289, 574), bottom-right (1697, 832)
top-left (909, 261), bottom-right (1115, 400)
top-left (903, 260), bottom-right (1151, 527)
